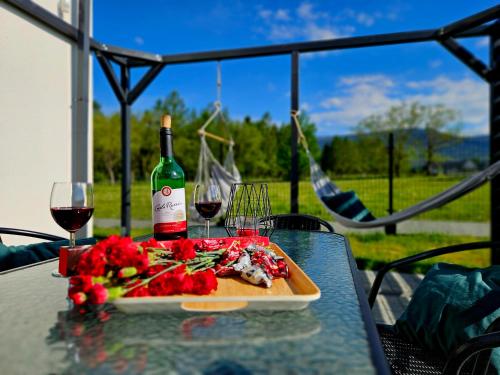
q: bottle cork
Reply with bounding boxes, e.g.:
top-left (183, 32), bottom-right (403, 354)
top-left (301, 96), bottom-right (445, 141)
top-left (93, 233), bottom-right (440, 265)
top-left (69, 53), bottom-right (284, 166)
top-left (161, 114), bottom-right (171, 128)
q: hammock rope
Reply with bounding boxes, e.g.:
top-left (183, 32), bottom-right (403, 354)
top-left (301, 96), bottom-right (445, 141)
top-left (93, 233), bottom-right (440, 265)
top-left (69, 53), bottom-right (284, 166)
top-left (292, 111), bottom-right (500, 228)
top-left (189, 62), bottom-right (241, 222)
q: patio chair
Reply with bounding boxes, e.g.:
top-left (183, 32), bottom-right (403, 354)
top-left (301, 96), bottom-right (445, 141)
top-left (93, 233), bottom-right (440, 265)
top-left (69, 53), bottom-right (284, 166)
top-left (368, 241), bottom-right (500, 374)
top-left (261, 214), bottom-right (334, 233)
top-left (0, 227), bottom-right (95, 272)
top-left (0, 227), bottom-right (65, 243)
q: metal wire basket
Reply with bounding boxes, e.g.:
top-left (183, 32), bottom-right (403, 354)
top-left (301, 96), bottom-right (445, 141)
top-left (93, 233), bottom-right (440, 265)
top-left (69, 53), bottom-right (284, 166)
top-left (224, 183), bottom-right (274, 237)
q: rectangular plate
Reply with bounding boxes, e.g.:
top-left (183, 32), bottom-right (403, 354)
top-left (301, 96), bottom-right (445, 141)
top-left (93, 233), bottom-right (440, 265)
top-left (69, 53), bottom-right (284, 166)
top-left (112, 242), bottom-right (321, 313)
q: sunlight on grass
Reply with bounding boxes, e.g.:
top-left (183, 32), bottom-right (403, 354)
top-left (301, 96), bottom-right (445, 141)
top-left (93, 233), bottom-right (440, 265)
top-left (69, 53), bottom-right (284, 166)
top-left (94, 178), bottom-right (489, 222)
top-left (348, 232), bottom-right (490, 272)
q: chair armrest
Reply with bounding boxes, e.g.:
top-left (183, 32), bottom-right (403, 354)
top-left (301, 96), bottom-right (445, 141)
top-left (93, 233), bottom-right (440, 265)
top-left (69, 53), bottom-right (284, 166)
top-left (368, 241), bottom-right (498, 308)
top-left (443, 329), bottom-right (500, 375)
top-left (0, 227), bottom-right (65, 242)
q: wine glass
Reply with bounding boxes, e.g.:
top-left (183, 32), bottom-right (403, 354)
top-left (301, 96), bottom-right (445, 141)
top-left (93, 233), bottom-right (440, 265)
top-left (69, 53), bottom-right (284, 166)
top-left (194, 183), bottom-right (222, 238)
top-left (50, 182), bottom-right (94, 248)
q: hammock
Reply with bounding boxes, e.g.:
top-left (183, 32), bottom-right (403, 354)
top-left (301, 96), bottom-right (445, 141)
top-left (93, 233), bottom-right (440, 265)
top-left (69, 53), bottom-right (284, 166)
top-left (189, 63), bottom-right (242, 222)
top-left (292, 111), bottom-right (500, 229)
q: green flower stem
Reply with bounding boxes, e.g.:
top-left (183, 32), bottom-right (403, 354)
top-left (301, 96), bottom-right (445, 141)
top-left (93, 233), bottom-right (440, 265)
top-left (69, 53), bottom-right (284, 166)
top-left (124, 262), bottom-right (182, 294)
top-left (188, 258), bottom-right (214, 272)
top-left (194, 262), bottom-right (216, 272)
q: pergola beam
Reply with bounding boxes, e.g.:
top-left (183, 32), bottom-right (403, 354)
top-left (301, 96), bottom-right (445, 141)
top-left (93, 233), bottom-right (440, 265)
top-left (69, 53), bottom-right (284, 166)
top-left (438, 5), bottom-right (500, 38)
top-left (439, 38), bottom-right (491, 82)
top-left (127, 63), bottom-right (165, 104)
top-left (4, 0), bottom-right (496, 68)
top-left (4, 0), bottom-right (78, 42)
top-left (95, 52), bottom-right (126, 103)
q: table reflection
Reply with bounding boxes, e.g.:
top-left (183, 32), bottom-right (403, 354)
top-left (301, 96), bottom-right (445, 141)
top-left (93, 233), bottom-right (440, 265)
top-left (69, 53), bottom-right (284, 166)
top-left (46, 306), bottom-right (320, 373)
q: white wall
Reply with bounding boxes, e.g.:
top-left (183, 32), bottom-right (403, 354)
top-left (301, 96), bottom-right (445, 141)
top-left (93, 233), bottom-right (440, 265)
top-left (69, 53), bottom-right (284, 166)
top-left (0, 0), bottom-right (93, 245)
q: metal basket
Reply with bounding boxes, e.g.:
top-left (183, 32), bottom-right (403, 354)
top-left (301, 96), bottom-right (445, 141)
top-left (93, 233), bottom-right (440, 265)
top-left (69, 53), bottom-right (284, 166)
top-left (224, 183), bottom-right (274, 237)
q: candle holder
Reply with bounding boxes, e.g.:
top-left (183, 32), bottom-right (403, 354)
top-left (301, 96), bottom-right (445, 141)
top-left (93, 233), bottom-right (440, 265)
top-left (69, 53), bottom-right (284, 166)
top-left (224, 183), bottom-right (274, 237)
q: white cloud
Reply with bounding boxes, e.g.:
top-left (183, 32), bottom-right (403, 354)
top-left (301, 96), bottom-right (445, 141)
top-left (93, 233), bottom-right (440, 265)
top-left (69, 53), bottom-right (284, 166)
top-left (257, 2), bottom-right (350, 43)
top-left (297, 2), bottom-right (325, 21)
top-left (134, 36), bottom-right (144, 46)
top-left (275, 9), bottom-right (290, 21)
top-left (310, 74), bottom-right (488, 135)
top-left (258, 9), bottom-right (272, 20)
top-left (475, 37), bottom-right (489, 48)
top-left (355, 12), bottom-right (375, 27)
top-left (340, 8), bottom-right (398, 28)
top-left (304, 23), bottom-right (339, 40)
top-left (405, 76), bottom-right (488, 133)
top-left (429, 59), bottom-right (443, 69)
top-left (268, 24), bottom-right (297, 40)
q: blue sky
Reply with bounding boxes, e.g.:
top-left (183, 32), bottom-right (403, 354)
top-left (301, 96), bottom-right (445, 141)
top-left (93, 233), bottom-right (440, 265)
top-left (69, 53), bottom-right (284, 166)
top-left (93, 1), bottom-right (496, 136)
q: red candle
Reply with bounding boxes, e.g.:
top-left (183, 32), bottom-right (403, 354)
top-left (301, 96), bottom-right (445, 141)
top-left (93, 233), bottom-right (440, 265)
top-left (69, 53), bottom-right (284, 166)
top-left (236, 228), bottom-right (259, 237)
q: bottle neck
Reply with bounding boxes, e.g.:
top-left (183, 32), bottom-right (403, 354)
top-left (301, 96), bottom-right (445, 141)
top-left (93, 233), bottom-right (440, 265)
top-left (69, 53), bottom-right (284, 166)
top-left (160, 128), bottom-right (174, 161)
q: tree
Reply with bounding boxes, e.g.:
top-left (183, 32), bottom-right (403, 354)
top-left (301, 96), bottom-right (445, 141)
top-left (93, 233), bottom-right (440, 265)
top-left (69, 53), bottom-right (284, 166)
top-left (356, 102), bottom-right (422, 176)
top-left (320, 143), bottom-right (333, 172)
top-left (93, 93), bottom-right (322, 182)
top-left (420, 104), bottom-right (460, 175)
top-left (94, 108), bottom-right (121, 184)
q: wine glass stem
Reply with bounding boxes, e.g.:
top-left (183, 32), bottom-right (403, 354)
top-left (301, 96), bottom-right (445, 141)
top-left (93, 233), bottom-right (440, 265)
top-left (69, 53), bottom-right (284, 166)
top-left (205, 219), bottom-right (210, 238)
top-left (69, 232), bottom-right (76, 248)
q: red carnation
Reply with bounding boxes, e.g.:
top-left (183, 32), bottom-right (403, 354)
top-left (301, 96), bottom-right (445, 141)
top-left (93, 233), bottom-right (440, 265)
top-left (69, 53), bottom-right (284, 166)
top-left (191, 269), bottom-right (218, 295)
top-left (139, 238), bottom-right (163, 249)
top-left (70, 292), bottom-right (87, 305)
top-left (69, 275), bottom-right (94, 293)
top-left (88, 283), bottom-right (109, 305)
top-left (124, 281), bottom-right (150, 297)
top-left (77, 246), bottom-right (107, 276)
top-left (172, 239), bottom-right (196, 261)
top-left (148, 272), bottom-right (177, 296)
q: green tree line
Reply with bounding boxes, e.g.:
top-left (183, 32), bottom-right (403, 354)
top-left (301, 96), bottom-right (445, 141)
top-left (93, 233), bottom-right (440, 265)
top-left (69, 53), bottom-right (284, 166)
top-left (94, 93), bottom-right (459, 183)
top-left (94, 91), bottom-right (320, 183)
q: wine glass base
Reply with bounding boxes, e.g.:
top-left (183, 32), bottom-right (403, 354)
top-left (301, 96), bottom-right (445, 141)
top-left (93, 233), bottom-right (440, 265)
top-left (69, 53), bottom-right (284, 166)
top-left (51, 269), bottom-right (66, 278)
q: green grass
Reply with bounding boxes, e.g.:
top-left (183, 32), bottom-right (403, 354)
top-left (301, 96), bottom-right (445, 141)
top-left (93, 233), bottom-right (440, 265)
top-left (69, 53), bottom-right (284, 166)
top-left (94, 177), bottom-right (489, 222)
top-left (348, 232), bottom-right (490, 273)
top-left (93, 177), bottom-right (491, 272)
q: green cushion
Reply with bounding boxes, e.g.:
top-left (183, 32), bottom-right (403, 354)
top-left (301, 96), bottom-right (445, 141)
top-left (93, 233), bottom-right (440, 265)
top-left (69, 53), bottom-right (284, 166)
top-left (395, 263), bottom-right (500, 370)
top-left (0, 238), bottom-right (96, 271)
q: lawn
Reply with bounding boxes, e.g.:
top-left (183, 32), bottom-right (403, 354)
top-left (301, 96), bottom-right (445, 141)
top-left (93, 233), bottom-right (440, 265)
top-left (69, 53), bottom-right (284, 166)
top-left (94, 177), bottom-right (489, 222)
top-left (93, 177), bottom-right (491, 272)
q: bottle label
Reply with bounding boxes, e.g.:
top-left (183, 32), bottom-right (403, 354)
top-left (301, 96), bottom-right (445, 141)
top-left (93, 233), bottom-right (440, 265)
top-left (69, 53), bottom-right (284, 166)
top-left (152, 187), bottom-right (186, 233)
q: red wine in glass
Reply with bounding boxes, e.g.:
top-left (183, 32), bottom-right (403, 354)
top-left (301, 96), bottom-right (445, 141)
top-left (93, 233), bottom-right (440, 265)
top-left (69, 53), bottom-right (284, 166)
top-left (50, 207), bottom-right (94, 232)
top-left (195, 202), bottom-right (222, 219)
top-left (50, 182), bottom-right (94, 248)
top-left (194, 183), bottom-right (222, 238)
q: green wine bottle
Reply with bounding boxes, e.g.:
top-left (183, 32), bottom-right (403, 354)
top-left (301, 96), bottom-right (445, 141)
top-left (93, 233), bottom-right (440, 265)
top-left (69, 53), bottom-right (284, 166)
top-left (151, 114), bottom-right (187, 240)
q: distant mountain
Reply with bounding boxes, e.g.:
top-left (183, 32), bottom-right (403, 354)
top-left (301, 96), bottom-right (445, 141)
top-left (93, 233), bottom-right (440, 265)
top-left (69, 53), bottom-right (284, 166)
top-left (317, 130), bottom-right (489, 162)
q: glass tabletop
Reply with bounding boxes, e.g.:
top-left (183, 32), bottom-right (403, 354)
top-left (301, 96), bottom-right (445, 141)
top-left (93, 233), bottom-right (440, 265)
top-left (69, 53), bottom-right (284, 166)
top-left (0, 227), bottom-right (388, 374)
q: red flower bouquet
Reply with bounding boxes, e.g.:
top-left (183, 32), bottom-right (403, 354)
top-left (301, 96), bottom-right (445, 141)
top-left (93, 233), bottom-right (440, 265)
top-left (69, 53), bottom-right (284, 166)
top-left (68, 236), bottom-right (288, 307)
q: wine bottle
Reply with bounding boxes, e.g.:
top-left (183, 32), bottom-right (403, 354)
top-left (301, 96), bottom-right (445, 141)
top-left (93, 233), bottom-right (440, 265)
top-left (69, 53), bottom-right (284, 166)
top-left (151, 114), bottom-right (187, 240)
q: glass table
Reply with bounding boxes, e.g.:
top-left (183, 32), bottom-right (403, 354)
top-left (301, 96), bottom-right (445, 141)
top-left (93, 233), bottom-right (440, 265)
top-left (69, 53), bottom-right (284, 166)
top-left (0, 228), bottom-right (390, 374)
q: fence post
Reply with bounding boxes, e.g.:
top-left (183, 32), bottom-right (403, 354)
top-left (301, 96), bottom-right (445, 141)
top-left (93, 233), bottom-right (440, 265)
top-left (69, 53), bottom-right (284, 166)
top-left (290, 51), bottom-right (299, 214)
top-left (491, 24), bottom-right (500, 264)
top-left (385, 132), bottom-right (397, 235)
top-left (120, 66), bottom-right (132, 237)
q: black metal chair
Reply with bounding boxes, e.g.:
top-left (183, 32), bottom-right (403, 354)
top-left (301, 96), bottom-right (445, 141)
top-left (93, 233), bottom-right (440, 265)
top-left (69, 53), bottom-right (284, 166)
top-left (0, 228), bottom-right (96, 272)
top-left (0, 227), bottom-right (65, 243)
top-left (261, 214), bottom-right (334, 233)
top-left (368, 241), bottom-right (500, 374)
